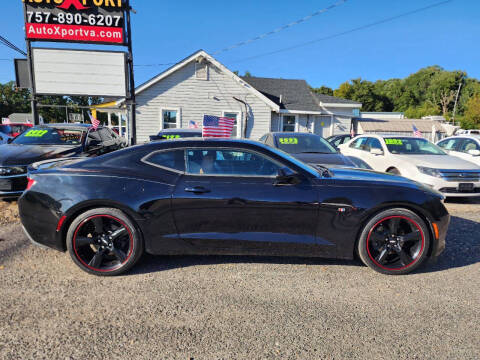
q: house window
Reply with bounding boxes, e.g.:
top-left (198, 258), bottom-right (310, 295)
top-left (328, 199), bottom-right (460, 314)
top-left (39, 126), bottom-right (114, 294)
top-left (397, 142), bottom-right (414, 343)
top-left (282, 115), bottom-right (296, 132)
top-left (223, 111), bottom-right (240, 138)
top-left (195, 62), bottom-right (209, 80)
top-left (161, 109), bottom-right (179, 129)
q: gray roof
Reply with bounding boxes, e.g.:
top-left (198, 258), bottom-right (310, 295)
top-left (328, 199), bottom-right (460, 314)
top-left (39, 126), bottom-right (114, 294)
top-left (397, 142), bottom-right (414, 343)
top-left (241, 77), bottom-right (322, 112)
top-left (357, 118), bottom-right (446, 133)
top-left (312, 93), bottom-right (362, 105)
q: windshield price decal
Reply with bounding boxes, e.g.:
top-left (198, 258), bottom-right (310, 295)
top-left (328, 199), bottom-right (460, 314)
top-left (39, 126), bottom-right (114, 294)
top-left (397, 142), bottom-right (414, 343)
top-left (279, 137), bottom-right (299, 145)
top-left (163, 135), bottom-right (181, 140)
top-left (385, 139), bottom-right (403, 145)
top-left (25, 130), bottom-right (48, 137)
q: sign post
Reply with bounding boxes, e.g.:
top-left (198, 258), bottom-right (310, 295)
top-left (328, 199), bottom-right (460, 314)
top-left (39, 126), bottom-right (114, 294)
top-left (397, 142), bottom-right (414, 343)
top-left (21, 0), bottom-right (136, 144)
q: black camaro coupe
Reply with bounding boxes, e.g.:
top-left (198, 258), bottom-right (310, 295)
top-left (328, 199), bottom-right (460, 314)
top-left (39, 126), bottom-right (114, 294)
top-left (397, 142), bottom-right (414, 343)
top-left (0, 123), bottom-right (125, 198)
top-left (19, 138), bottom-right (450, 276)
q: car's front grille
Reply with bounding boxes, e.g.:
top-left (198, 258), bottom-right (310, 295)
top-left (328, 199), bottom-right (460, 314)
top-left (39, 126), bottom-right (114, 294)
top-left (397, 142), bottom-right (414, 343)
top-left (0, 166), bottom-right (27, 177)
top-left (439, 170), bottom-right (480, 182)
top-left (439, 187), bottom-right (480, 194)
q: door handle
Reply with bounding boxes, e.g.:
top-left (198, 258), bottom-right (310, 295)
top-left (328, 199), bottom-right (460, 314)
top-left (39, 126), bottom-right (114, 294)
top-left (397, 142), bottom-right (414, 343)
top-left (185, 186), bottom-right (210, 194)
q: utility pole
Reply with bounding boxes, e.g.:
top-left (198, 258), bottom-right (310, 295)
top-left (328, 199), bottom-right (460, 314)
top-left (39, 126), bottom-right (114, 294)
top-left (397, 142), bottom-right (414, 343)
top-left (452, 77), bottom-right (464, 127)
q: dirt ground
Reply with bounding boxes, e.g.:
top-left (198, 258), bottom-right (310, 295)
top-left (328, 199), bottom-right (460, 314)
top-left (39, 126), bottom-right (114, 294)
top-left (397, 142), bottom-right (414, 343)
top-left (0, 201), bottom-right (19, 226)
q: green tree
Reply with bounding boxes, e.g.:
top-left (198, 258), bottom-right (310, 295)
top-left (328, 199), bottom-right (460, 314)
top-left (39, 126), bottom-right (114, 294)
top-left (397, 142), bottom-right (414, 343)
top-left (334, 78), bottom-right (391, 112)
top-left (464, 94), bottom-right (480, 129)
top-left (0, 82), bottom-right (30, 118)
top-left (311, 85), bottom-right (334, 96)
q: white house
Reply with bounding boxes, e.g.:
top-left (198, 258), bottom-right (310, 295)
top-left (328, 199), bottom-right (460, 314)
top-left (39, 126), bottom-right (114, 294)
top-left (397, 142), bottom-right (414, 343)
top-left (121, 50), bottom-right (362, 143)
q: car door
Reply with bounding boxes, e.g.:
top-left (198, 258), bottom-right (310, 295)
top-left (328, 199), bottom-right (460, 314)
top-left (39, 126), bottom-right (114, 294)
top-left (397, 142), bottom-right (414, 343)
top-left (171, 147), bottom-right (323, 256)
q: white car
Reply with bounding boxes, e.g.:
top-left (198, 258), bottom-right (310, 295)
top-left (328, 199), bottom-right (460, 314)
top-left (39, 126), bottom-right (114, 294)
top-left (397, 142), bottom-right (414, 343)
top-left (338, 135), bottom-right (480, 197)
top-left (437, 135), bottom-right (480, 166)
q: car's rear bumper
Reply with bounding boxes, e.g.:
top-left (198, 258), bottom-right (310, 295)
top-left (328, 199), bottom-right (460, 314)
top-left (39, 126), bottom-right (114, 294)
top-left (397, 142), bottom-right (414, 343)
top-left (0, 174), bottom-right (28, 198)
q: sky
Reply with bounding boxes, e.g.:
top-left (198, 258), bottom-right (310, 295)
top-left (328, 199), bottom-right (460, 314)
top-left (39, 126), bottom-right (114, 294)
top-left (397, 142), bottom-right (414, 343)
top-left (0, 0), bottom-right (478, 89)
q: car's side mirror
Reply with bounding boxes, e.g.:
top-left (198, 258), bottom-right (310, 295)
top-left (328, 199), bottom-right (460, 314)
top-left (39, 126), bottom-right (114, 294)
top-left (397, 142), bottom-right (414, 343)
top-left (7, 138), bottom-right (13, 144)
top-left (274, 167), bottom-right (301, 186)
top-left (468, 149), bottom-right (480, 156)
top-left (370, 148), bottom-right (384, 156)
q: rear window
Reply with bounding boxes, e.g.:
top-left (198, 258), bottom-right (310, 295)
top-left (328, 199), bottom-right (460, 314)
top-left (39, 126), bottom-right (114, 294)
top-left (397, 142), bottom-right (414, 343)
top-left (144, 150), bottom-right (185, 172)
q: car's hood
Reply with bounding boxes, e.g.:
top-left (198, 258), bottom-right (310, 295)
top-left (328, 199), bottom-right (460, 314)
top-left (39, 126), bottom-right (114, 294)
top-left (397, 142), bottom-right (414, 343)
top-left (328, 167), bottom-right (424, 189)
top-left (394, 154), bottom-right (479, 170)
top-left (0, 144), bottom-right (81, 166)
top-left (293, 153), bottom-right (352, 166)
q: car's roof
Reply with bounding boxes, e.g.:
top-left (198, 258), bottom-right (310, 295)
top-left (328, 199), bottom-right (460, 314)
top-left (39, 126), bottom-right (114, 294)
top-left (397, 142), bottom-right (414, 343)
top-left (158, 128), bottom-right (202, 133)
top-left (442, 135), bottom-right (480, 141)
top-left (34, 123), bottom-right (97, 131)
top-left (270, 132), bottom-right (320, 137)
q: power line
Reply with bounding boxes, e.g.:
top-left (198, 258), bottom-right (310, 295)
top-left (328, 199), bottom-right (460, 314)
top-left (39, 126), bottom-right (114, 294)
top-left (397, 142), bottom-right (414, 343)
top-left (229, 0), bottom-right (454, 64)
top-left (0, 35), bottom-right (27, 56)
top-left (211, 0), bottom-right (348, 55)
top-left (132, 0), bottom-right (349, 68)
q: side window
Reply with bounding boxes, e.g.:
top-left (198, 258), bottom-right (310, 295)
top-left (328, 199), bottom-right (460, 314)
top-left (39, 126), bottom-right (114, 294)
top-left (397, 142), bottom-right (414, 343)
top-left (350, 137), bottom-right (369, 151)
top-left (266, 135), bottom-right (275, 147)
top-left (459, 139), bottom-right (480, 153)
top-left (259, 135), bottom-right (267, 143)
top-left (367, 138), bottom-right (383, 150)
top-left (144, 150), bottom-right (185, 172)
top-left (186, 149), bottom-right (282, 176)
top-left (437, 139), bottom-right (459, 150)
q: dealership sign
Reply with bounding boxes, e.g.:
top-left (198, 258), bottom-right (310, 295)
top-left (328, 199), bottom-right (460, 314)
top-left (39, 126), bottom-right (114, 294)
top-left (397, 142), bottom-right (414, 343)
top-left (23, 0), bottom-right (126, 45)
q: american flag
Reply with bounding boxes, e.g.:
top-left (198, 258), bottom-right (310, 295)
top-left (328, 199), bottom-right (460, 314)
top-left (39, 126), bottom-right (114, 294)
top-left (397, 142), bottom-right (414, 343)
top-left (189, 120), bottom-right (199, 129)
top-left (202, 115), bottom-right (235, 138)
top-left (88, 112), bottom-right (100, 130)
top-left (412, 124), bottom-right (422, 138)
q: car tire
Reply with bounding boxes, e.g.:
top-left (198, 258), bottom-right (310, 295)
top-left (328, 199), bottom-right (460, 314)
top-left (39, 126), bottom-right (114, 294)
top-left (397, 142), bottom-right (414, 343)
top-left (357, 208), bottom-right (430, 275)
top-left (387, 168), bottom-right (401, 175)
top-left (66, 208), bottom-right (143, 276)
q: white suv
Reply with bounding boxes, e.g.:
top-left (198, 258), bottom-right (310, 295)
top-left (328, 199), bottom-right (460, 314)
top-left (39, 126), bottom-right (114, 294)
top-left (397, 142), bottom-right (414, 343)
top-left (339, 135), bottom-right (480, 197)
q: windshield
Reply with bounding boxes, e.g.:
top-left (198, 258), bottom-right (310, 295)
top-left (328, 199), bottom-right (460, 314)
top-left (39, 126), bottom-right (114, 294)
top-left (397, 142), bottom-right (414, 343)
top-left (275, 134), bottom-right (337, 154)
top-left (12, 127), bottom-right (86, 146)
top-left (384, 138), bottom-right (446, 155)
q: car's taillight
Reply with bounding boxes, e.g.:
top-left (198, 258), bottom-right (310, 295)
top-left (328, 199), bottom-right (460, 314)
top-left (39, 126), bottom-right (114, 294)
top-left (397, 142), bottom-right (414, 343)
top-left (26, 177), bottom-right (36, 191)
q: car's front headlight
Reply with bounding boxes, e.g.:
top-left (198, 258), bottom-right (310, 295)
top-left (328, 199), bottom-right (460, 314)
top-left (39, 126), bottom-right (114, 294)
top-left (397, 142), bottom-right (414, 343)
top-left (417, 166), bottom-right (442, 178)
top-left (0, 166), bottom-right (27, 176)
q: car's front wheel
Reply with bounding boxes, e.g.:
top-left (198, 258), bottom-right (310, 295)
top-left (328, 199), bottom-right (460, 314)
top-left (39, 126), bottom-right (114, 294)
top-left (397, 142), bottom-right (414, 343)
top-left (357, 208), bottom-right (430, 275)
top-left (66, 208), bottom-right (143, 276)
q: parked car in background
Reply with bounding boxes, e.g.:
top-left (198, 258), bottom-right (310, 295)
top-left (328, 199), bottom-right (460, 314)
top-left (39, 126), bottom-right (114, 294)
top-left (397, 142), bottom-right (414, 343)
top-left (19, 138), bottom-right (449, 276)
top-left (437, 136), bottom-right (480, 166)
top-left (0, 132), bottom-right (11, 145)
top-left (0, 124), bottom-right (125, 198)
top-left (339, 135), bottom-right (480, 197)
top-left (259, 132), bottom-right (357, 168)
top-left (150, 128), bottom-right (202, 142)
top-left (0, 123), bottom-right (33, 138)
top-left (455, 129), bottom-right (480, 136)
top-left (326, 134), bottom-right (354, 148)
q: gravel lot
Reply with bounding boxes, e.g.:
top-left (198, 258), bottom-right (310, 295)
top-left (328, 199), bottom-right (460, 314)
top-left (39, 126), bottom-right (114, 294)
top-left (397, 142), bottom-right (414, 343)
top-left (0, 199), bottom-right (479, 359)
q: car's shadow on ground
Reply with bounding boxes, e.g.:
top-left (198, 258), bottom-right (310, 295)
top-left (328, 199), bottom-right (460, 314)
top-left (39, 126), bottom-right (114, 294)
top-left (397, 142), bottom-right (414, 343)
top-left (417, 215), bottom-right (480, 274)
top-left (130, 215), bottom-right (480, 276)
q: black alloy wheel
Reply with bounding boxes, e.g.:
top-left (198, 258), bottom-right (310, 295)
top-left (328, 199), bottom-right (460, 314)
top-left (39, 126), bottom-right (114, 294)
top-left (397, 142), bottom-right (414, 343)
top-left (358, 208), bottom-right (430, 275)
top-left (66, 208), bottom-right (143, 276)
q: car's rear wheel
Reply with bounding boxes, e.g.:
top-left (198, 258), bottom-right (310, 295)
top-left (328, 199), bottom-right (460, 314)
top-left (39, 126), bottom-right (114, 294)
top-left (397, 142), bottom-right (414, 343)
top-left (357, 208), bottom-right (430, 275)
top-left (66, 208), bottom-right (143, 276)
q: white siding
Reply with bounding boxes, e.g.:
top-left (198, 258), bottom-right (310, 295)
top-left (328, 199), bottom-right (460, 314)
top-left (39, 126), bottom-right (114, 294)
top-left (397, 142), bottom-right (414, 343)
top-left (135, 62), bottom-right (273, 143)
